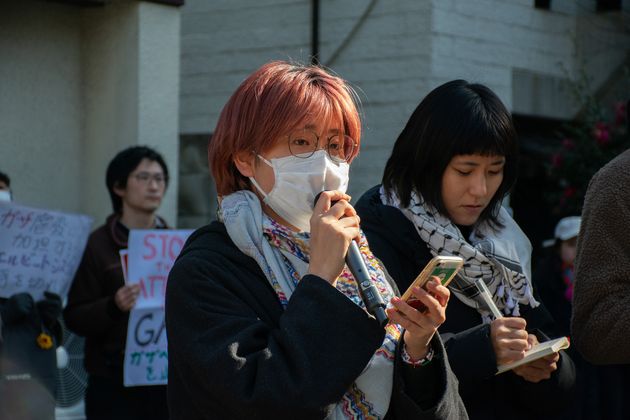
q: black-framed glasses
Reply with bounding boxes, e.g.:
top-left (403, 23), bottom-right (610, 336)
top-left (132, 172), bottom-right (166, 185)
top-left (287, 130), bottom-right (356, 163)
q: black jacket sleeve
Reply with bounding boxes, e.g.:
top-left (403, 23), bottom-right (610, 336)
top-left (166, 250), bottom-right (386, 419)
top-left (63, 243), bottom-right (124, 337)
top-left (391, 335), bottom-right (467, 419)
top-left (441, 324), bottom-right (498, 381)
top-left (503, 303), bottom-right (576, 415)
top-left (166, 218), bottom-right (468, 420)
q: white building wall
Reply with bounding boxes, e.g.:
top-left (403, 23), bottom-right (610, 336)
top-left (180, 0), bottom-right (312, 135)
top-left (318, 0), bottom-right (434, 198)
top-left (81, 2), bottom-right (141, 223)
top-left (82, 1), bottom-right (181, 226)
top-left (0, 1), bottom-right (83, 213)
top-left (430, 0), bottom-right (629, 118)
top-left (179, 0), bottom-right (629, 203)
top-left (1, 0), bottom-right (181, 227)
top-left (137, 2), bottom-right (181, 226)
top-left (180, 0), bottom-right (434, 200)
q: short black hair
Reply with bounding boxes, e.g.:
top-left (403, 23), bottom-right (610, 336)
top-left (106, 146), bottom-right (169, 214)
top-left (0, 171), bottom-right (10, 188)
top-left (382, 80), bottom-right (518, 229)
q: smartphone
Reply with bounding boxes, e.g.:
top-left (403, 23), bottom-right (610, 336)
top-left (401, 255), bottom-right (464, 311)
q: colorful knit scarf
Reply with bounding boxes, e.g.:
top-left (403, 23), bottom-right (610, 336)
top-left (220, 190), bottom-right (401, 419)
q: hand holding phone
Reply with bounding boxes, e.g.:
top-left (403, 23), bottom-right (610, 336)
top-left (387, 257), bottom-right (457, 357)
top-left (402, 256), bottom-right (464, 312)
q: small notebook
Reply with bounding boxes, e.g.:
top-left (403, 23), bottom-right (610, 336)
top-left (496, 336), bottom-right (570, 375)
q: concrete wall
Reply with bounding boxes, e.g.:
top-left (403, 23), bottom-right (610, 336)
top-left (179, 0), bottom-right (629, 222)
top-left (180, 0), bottom-right (312, 134)
top-left (0, 1), bottom-right (83, 213)
top-left (1, 0), bottom-right (181, 228)
top-left (319, 1), bottom-right (434, 198)
top-left (431, 0), bottom-right (630, 119)
top-left (179, 0), bottom-right (434, 208)
top-left (82, 1), bottom-right (181, 226)
top-left (179, 0), bottom-right (313, 225)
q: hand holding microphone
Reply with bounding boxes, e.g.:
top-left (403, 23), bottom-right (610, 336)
top-left (309, 191), bottom-right (388, 328)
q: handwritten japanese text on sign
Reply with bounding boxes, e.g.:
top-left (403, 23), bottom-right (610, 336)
top-left (124, 307), bottom-right (168, 386)
top-left (0, 202), bottom-right (92, 300)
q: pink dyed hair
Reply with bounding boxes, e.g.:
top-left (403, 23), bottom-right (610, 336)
top-left (208, 61), bottom-right (362, 195)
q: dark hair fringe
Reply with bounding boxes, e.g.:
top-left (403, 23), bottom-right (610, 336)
top-left (382, 80), bottom-right (519, 230)
top-left (106, 146), bottom-right (169, 214)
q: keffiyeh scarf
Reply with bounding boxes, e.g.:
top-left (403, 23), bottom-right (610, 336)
top-left (381, 186), bottom-right (539, 323)
top-left (220, 190), bottom-right (402, 419)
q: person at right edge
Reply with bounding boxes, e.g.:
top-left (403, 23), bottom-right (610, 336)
top-left (355, 80), bottom-right (575, 419)
top-left (571, 147), bottom-right (630, 419)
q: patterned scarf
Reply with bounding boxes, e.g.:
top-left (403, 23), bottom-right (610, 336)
top-left (381, 186), bottom-right (539, 322)
top-left (220, 190), bottom-right (402, 419)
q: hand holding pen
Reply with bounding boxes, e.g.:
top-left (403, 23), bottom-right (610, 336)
top-left (475, 279), bottom-right (529, 366)
top-left (475, 279), bottom-right (560, 381)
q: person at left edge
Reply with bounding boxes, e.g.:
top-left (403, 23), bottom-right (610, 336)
top-left (165, 61), bottom-right (467, 420)
top-left (63, 146), bottom-right (170, 420)
top-left (0, 170), bottom-right (63, 420)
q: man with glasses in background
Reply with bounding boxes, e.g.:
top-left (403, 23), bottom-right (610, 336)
top-left (64, 146), bottom-right (170, 419)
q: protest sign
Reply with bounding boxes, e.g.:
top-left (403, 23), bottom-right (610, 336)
top-left (124, 307), bottom-right (168, 386)
top-left (0, 201), bottom-right (92, 301)
top-left (124, 229), bottom-right (192, 386)
top-left (127, 230), bottom-right (193, 309)
top-left (119, 249), bottom-right (128, 283)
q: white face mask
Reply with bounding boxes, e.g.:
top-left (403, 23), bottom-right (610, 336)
top-left (249, 149), bottom-right (350, 232)
top-left (0, 190), bottom-right (12, 203)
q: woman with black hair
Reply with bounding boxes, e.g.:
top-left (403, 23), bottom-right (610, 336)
top-left (355, 80), bottom-right (575, 419)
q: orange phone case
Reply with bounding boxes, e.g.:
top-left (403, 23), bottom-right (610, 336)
top-left (402, 255), bottom-right (464, 311)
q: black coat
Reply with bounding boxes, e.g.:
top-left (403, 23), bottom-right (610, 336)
top-left (0, 298), bottom-right (57, 420)
top-left (63, 214), bottom-right (168, 419)
top-left (533, 251), bottom-right (572, 337)
top-left (356, 185), bottom-right (576, 420)
top-left (165, 221), bottom-right (467, 420)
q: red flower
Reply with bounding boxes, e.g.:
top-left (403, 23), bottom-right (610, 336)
top-left (563, 186), bottom-right (577, 198)
top-left (562, 138), bottom-right (575, 150)
top-left (593, 122), bottom-right (610, 146)
top-left (551, 152), bottom-right (563, 168)
top-left (615, 101), bottom-right (627, 126)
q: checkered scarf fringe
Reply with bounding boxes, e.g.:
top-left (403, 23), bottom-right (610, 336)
top-left (381, 186), bottom-right (539, 322)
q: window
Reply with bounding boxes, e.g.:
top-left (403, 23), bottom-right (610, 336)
top-left (534, 0), bottom-right (551, 10)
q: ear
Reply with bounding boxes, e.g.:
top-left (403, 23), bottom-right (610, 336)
top-left (233, 151), bottom-right (256, 178)
top-left (113, 182), bottom-right (126, 198)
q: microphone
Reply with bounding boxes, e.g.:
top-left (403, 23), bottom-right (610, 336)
top-left (314, 192), bottom-right (389, 327)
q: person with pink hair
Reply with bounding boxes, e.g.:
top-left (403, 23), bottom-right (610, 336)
top-left (165, 61), bottom-right (466, 419)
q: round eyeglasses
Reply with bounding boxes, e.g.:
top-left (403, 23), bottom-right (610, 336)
top-left (132, 172), bottom-right (166, 185)
top-left (287, 130), bottom-right (356, 163)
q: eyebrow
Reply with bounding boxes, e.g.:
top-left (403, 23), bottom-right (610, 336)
top-left (304, 124), bottom-right (340, 134)
top-left (134, 171), bottom-right (165, 176)
top-left (454, 158), bottom-right (506, 167)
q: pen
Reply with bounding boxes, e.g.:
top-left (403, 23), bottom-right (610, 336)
top-left (474, 279), bottom-right (503, 319)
